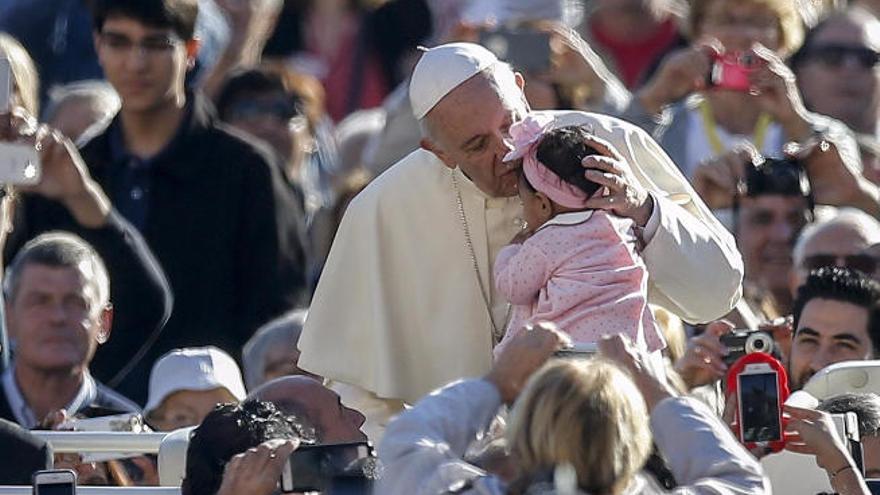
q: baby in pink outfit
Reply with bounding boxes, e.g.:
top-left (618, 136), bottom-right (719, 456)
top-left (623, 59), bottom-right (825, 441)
top-left (494, 113), bottom-right (665, 357)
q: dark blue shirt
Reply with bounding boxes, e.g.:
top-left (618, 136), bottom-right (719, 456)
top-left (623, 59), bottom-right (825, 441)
top-left (106, 101), bottom-right (194, 230)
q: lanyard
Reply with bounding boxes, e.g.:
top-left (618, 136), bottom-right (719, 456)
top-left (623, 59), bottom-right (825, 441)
top-left (699, 100), bottom-right (772, 155)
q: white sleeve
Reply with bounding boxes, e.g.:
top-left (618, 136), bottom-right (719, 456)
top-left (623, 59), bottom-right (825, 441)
top-left (642, 195), bottom-right (744, 324)
top-left (652, 397), bottom-right (771, 494)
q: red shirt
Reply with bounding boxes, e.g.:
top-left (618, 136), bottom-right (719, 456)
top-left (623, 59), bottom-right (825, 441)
top-left (590, 18), bottom-right (679, 89)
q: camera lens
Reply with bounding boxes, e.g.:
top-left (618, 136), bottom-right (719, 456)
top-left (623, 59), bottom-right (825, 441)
top-left (753, 339), bottom-right (764, 350)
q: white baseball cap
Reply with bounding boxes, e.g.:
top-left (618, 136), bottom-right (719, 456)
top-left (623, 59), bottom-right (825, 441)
top-left (144, 346), bottom-right (246, 415)
top-left (409, 42), bottom-right (499, 120)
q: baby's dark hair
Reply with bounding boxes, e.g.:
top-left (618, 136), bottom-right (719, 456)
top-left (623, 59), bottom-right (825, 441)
top-left (526, 125), bottom-right (602, 198)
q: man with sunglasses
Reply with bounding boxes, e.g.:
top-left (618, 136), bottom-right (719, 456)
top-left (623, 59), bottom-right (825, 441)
top-left (793, 7), bottom-right (880, 139)
top-left (792, 209), bottom-right (880, 290)
top-left (6, 0), bottom-right (309, 404)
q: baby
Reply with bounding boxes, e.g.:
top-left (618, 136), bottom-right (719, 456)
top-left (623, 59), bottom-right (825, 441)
top-left (493, 113), bottom-right (665, 356)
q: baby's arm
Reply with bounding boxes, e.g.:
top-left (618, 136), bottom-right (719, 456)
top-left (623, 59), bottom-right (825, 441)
top-left (493, 242), bottom-right (550, 305)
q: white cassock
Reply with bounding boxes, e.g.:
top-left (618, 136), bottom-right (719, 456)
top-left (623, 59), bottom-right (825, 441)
top-left (299, 110), bottom-right (744, 440)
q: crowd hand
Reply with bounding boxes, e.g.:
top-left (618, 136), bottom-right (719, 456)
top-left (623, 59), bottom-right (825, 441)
top-left (598, 334), bottom-right (678, 412)
top-left (785, 405), bottom-right (872, 495)
top-left (0, 108), bottom-right (111, 227)
top-left (759, 316), bottom-right (793, 363)
top-left (637, 39), bottom-right (721, 115)
top-left (748, 43), bottom-right (811, 138)
top-left (485, 321), bottom-right (570, 405)
top-left (784, 405), bottom-right (852, 467)
top-left (216, 439), bottom-right (298, 495)
top-left (674, 320), bottom-right (732, 390)
top-left (692, 143), bottom-right (761, 209)
top-left (580, 135), bottom-right (653, 227)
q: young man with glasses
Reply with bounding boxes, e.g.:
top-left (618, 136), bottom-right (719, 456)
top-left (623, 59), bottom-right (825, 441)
top-left (7, 0), bottom-right (309, 404)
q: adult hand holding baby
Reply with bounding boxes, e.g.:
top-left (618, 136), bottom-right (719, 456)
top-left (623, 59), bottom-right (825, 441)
top-left (581, 135), bottom-right (654, 227)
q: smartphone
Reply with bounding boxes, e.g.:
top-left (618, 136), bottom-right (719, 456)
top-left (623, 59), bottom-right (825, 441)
top-left (554, 342), bottom-right (598, 359)
top-left (479, 28), bottom-right (552, 73)
top-left (0, 141), bottom-right (41, 185)
top-left (0, 57), bottom-right (11, 113)
top-left (32, 470), bottom-right (76, 495)
top-left (737, 363), bottom-right (782, 443)
top-left (280, 441), bottom-right (374, 493)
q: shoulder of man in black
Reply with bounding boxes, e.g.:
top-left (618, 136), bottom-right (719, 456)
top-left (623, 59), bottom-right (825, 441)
top-left (0, 418), bottom-right (52, 484)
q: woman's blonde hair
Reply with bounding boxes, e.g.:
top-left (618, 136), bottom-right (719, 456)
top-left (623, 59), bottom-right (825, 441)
top-left (0, 33), bottom-right (39, 116)
top-left (506, 359), bottom-right (652, 495)
top-left (688, 0), bottom-right (806, 57)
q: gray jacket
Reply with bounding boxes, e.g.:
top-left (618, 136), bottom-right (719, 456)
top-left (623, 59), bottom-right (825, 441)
top-left (378, 378), bottom-right (770, 495)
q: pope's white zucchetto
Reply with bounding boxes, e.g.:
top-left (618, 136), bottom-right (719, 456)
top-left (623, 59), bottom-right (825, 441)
top-left (409, 42), bottom-right (500, 120)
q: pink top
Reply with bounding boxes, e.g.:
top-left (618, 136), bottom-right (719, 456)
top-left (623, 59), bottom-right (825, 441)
top-left (494, 210), bottom-right (665, 357)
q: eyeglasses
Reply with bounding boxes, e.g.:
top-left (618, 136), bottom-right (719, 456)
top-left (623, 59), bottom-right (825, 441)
top-left (98, 32), bottom-right (181, 57)
top-left (802, 253), bottom-right (879, 274)
top-left (803, 44), bottom-right (880, 70)
top-left (225, 99), bottom-right (300, 123)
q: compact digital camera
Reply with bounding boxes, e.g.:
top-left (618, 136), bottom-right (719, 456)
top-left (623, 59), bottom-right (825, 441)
top-left (720, 330), bottom-right (774, 366)
top-left (709, 51), bottom-right (760, 92)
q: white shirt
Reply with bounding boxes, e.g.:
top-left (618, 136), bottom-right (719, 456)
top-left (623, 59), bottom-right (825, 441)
top-left (683, 107), bottom-right (785, 178)
top-left (2, 364), bottom-right (97, 428)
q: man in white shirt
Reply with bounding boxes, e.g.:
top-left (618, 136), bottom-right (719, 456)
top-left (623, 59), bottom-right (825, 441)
top-left (0, 233), bottom-right (138, 428)
top-left (299, 42), bottom-right (744, 440)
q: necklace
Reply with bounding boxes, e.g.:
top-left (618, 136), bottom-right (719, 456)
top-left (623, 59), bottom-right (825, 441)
top-left (451, 169), bottom-right (505, 345)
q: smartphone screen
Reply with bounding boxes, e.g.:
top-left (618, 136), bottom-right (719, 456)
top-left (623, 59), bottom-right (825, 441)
top-left (35, 482), bottom-right (75, 495)
top-left (738, 370), bottom-right (781, 443)
top-left (281, 442), bottom-right (372, 492)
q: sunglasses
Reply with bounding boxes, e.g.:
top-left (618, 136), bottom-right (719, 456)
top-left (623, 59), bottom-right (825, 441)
top-left (803, 44), bottom-right (880, 70)
top-left (226, 99), bottom-right (299, 123)
top-left (802, 253), bottom-right (878, 274)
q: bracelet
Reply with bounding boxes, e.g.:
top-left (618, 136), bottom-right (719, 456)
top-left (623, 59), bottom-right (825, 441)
top-left (830, 464), bottom-right (855, 479)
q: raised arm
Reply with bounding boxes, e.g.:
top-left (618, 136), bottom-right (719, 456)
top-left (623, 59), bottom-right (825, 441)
top-left (493, 242), bottom-right (550, 305)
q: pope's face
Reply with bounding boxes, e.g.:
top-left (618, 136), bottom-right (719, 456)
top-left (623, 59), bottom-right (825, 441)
top-left (421, 71), bottom-right (528, 198)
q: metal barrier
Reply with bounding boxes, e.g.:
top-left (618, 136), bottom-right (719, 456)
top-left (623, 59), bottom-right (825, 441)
top-left (30, 432), bottom-right (166, 454)
top-left (26, 430), bottom-right (190, 487)
top-left (0, 488), bottom-right (179, 495)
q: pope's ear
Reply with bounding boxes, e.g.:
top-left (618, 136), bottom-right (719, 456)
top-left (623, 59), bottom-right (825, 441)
top-left (514, 71), bottom-right (525, 90)
top-left (420, 138), bottom-right (456, 170)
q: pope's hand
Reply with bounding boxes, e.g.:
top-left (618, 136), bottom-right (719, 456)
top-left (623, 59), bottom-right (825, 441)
top-left (581, 134), bottom-right (653, 226)
top-left (485, 322), bottom-right (570, 405)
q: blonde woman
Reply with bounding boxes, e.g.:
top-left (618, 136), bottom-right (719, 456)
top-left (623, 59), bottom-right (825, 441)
top-left (379, 326), bottom-right (770, 494)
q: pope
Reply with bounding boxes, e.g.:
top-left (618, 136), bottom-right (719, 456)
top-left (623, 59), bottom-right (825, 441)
top-left (298, 42), bottom-right (745, 440)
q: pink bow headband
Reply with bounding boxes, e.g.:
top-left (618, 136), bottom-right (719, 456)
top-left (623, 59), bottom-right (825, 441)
top-left (504, 114), bottom-right (592, 209)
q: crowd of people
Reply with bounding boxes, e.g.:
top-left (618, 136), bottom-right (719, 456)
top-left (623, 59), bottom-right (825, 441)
top-left (1, 0), bottom-right (880, 493)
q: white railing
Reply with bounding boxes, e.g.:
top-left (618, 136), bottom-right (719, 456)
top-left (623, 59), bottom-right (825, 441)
top-left (0, 489), bottom-right (179, 495)
top-left (30, 432), bottom-right (166, 454)
top-left (26, 430), bottom-right (190, 487)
